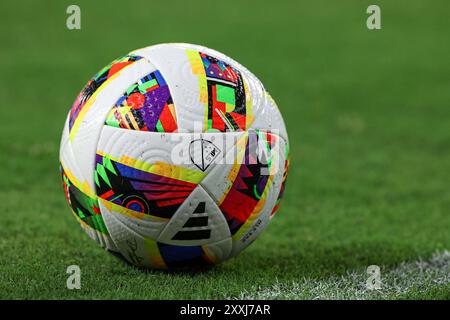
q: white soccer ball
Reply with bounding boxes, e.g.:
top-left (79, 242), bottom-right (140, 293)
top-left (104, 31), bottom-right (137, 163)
top-left (60, 43), bottom-right (289, 269)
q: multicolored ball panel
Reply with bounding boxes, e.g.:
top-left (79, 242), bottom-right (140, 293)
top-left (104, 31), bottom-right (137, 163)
top-left (219, 130), bottom-right (278, 235)
top-left (187, 50), bottom-right (250, 132)
top-left (60, 165), bottom-right (108, 235)
top-left (69, 54), bottom-right (143, 136)
top-left (271, 142), bottom-right (290, 217)
top-left (156, 243), bottom-right (213, 269)
top-left (95, 152), bottom-right (205, 219)
top-left (105, 70), bottom-right (177, 132)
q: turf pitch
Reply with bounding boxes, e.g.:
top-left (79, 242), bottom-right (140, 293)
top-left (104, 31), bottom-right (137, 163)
top-left (0, 0), bottom-right (449, 299)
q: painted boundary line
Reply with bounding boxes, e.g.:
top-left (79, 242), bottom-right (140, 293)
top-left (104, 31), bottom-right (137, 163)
top-left (232, 250), bottom-right (450, 300)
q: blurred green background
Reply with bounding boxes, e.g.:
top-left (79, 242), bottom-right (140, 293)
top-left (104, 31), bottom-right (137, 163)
top-left (0, 0), bottom-right (449, 299)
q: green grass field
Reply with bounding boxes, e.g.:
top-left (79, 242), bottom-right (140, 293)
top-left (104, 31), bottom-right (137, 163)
top-left (0, 0), bottom-right (449, 299)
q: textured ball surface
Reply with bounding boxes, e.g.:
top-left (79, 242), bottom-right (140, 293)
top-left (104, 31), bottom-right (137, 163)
top-left (59, 43), bottom-right (289, 269)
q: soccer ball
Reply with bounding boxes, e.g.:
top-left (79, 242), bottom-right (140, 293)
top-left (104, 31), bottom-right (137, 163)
top-left (59, 43), bottom-right (289, 269)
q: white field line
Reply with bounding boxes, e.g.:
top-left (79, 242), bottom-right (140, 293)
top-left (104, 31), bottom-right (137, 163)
top-left (232, 250), bottom-right (450, 300)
